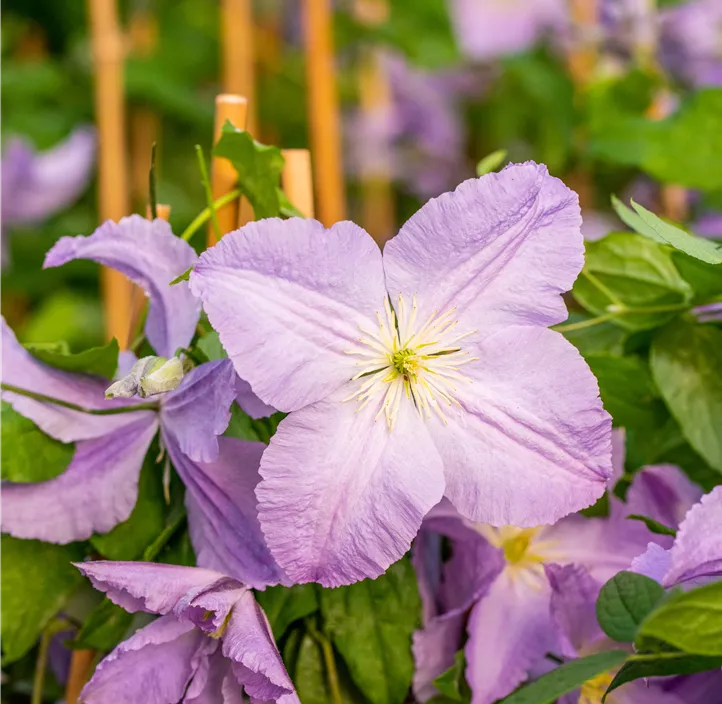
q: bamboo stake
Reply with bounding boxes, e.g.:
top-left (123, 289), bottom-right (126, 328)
top-left (208, 95), bottom-right (248, 246)
top-left (221, 0), bottom-right (257, 135)
top-left (302, 0), bottom-right (346, 226)
top-left (87, 0), bottom-right (133, 348)
top-left (282, 149), bottom-right (315, 219)
top-left (355, 0), bottom-right (395, 244)
top-left (64, 649), bottom-right (95, 704)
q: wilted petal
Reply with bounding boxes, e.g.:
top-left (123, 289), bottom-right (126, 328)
top-left (161, 359), bottom-right (237, 463)
top-left (235, 377), bottom-right (275, 419)
top-left (383, 163), bottom-right (583, 339)
top-left (222, 590), bottom-right (296, 700)
top-left (465, 570), bottom-right (555, 704)
top-left (1, 318), bottom-right (144, 442)
top-left (167, 436), bottom-right (285, 589)
top-left (76, 561), bottom-right (230, 615)
top-left (546, 564), bottom-right (603, 658)
top-left (256, 389), bottom-right (445, 586)
top-left (44, 215), bottom-right (199, 357)
top-left (190, 218), bottom-right (387, 412)
top-left (664, 486), bottom-right (722, 586)
top-left (1, 127), bottom-right (95, 226)
top-left (2, 417), bottom-right (158, 543)
top-left (80, 614), bottom-right (210, 704)
top-left (435, 326), bottom-right (611, 527)
top-left (630, 543), bottom-right (671, 583)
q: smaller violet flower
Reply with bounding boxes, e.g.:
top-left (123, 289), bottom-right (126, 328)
top-left (1, 127), bottom-right (96, 229)
top-left (632, 485), bottom-right (722, 588)
top-left (75, 562), bottom-right (298, 704)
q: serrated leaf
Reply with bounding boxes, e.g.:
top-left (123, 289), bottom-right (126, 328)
top-left (637, 581), bottom-right (722, 655)
top-left (613, 197), bottom-right (722, 265)
top-left (605, 651), bottom-right (722, 697)
top-left (72, 597), bottom-right (134, 651)
top-left (499, 650), bottom-right (628, 704)
top-left (596, 572), bottom-right (665, 643)
top-left (213, 123), bottom-right (285, 219)
top-left (319, 558), bottom-right (420, 704)
top-left (1, 401), bottom-right (74, 482)
top-left (255, 584), bottom-right (319, 640)
top-left (1, 535), bottom-right (84, 664)
top-left (573, 232), bottom-right (692, 331)
top-left (626, 514), bottom-right (677, 536)
top-left (650, 319), bottom-right (722, 473)
top-left (26, 338), bottom-right (120, 379)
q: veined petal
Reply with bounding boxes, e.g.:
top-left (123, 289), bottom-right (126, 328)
top-left (664, 486), bottom-right (722, 586)
top-left (465, 569), bottom-right (555, 704)
top-left (630, 543), bottom-right (672, 583)
top-left (221, 590), bottom-right (296, 700)
top-left (1, 318), bottom-right (143, 442)
top-left (44, 215), bottom-right (199, 357)
top-left (383, 163), bottom-right (583, 338)
top-left (184, 651), bottom-right (245, 704)
top-left (1, 416), bottom-right (158, 543)
top-left (256, 389), bottom-right (445, 586)
top-left (160, 359), bottom-right (237, 463)
top-left (434, 326), bottom-right (611, 527)
top-left (189, 218), bottom-right (387, 412)
top-left (413, 615), bottom-right (466, 702)
top-left (166, 435), bottom-right (285, 589)
top-left (80, 614), bottom-right (210, 704)
top-left (235, 377), bottom-right (275, 419)
top-left (76, 561), bottom-right (230, 615)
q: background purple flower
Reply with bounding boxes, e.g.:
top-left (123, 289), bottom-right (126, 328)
top-left (1, 126), bottom-right (96, 229)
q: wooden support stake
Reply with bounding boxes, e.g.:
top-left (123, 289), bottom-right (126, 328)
top-left (208, 94), bottom-right (248, 246)
top-left (302, 0), bottom-right (346, 226)
top-left (282, 149), bottom-right (315, 219)
top-left (221, 0), bottom-right (256, 135)
top-left (87, 0), bottom-right (133, 348)
top-left (64, 649), bottom-right (95, 704)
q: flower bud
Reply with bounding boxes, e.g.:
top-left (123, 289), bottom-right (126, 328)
top-left (138, 357), bottom-right (184, 398)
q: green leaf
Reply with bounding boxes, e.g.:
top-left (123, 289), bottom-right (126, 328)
top-left (278, 188), bottom-right (306, 218)
top-left (650, 319), bottom-right (722, 473)
top-left (605, 651), bottom-right (722, 697)
top-left (319, 558), bottom-right (421, 704)
top-left (1, 535), bottom-right (84, 664)
top-left (560, 312), bottom-right (628, 356)
top-left (213, 123), bottom-right (285, 219)
top-left (499, 650), bottom-right (628, 704)
top-left (432, 650), bottom-right (470, 702)
top-left (72, 598), bottom-right (134, 651)
top-left (673, 253), bottom-right (722, 301)
top-left (90, 454), bottom-right (167, 560)
top-left (626, 514), bottom-right (677, 537)
top-left (1, 401), bottom-right (74, 482)
top-left (596, 572), bottom-right (665, 643)
top-left (196, 330), bottom-right (227, 361)
top-left (637, 581), bottom-right (722, 655)
top-left (25, 338), bottom-right (120, 379)
top-left (170, 266), bottom-right (193, 285)
top-left (573, 232), bottom-right (692, 331)
top-left (612, 197), bottom-right (722, 265)
top-left (476, 149), bottom-right (507, 176)
top-left (584, 354), bottom-right (666, 430)
top-left (255, 584), bottom-right (319, 640)
top-left (223, 403), bottom-right (262, 442)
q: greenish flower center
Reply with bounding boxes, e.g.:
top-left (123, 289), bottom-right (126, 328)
top-left (502, 530), bottom-right (534, 564)
top-left (390, 348), bottom-right (418, 377)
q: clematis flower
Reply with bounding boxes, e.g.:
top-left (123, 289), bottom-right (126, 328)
top-left (632, 485), bottom-right (722, 588)
top-left (1, 126), bottom-right (96, 229)
top-left (190, 163), bottom-right (613, 587)
top-left (545, 563), bottom-right (688, 704)
top-left (1, 217), bottom-right (280, 586)
top-left (449, 0), bottom-right (567, 61)
top-left (74, 562), bottom-right (298, 703)
top-left (412, 461), bottom-right (701, 703)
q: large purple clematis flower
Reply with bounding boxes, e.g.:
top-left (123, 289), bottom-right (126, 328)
top-left (412, 461), bottom-right (701, 703)
top-left (1, 127), bottom-right (96, 229)
top-left (632, 485), bottom-right (722, 588)
top-left (546, 563), bottom-right (687, 704)
top-left (449, 0), bottom-right (566, 61)
top-left (75, 562), bottom-right (298, 703)
top-left (190, 163), bottom-right (613, 587)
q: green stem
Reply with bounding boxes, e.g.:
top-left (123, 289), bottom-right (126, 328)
top-left (180, 189), bottom-right (241, 242)
top-left (307, 620), bottom-right (343, 704)
top-left (195, 145), bottom-right (222, 243)
top-left (143, 506), bottom-right (186, 561)
top-left (555, 313), bottom-right (617, 333)
top-left (1, 383), bottom-right (159, 415)
top-left (149, 142), bottom-right (158, 220)
top-left (31, 627), bottom-right (53, 704)
top-left (582, 270), bottom-right (624, 307)
top-left (555, 302), bottom-right (691, 333)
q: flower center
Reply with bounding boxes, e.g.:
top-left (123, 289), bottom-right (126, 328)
top-left (502, 530), bottom-right (535, 564)
top-left (578, 671), bottom-right (615, 704)
top-left (344, 294), bottom-right (476, 431)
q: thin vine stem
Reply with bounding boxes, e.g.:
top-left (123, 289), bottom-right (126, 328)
top-left (1, 383), bottom-right (159, 415)
top-left (180, 189), bottom-right (241, 242)
top-left (194, 144), bottom-right (222, 243)
top-left (306, 619), bottom-right (343, 704)
top-left (31, 627), bottom-right (53, 704)
top-left (555, 302), bottom-right (691, 333)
